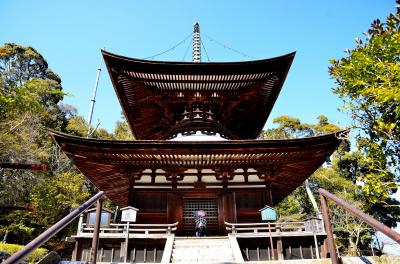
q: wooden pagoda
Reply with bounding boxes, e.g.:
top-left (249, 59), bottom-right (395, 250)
top-left (51, 47), bottom-right (344, 235)
top-left (50, 24), bottom-right (348, 262)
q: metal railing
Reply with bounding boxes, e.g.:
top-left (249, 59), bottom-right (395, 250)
top-left (319, 188), bottom-right (400, 264)
top-left (4, 191), bottom-right (104, 264)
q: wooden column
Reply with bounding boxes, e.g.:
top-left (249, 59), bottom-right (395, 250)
top-left (219, 192), bottom-right (236, 234)
top-left (266, 182), bottom-right (274, 206)
top-left (124, 222), bottom-right (130, 263)
top-left (268, 223), bottom-right (275, 260)
top-left (167, 193), bottom-right (183, 233)
top-left (90, 199), bottom-right (103, 264)
top-left (321, 238), bottom-right (328, 258)
top-left (71, 241), bottom-right (79, 261)
top-left (319, 194), bottom-right (338, 264)
top-left (120, 242), bottom-right (125, 262)
top-left (277, 237), bottom-right (284, 260)
top-left (313, 234), bottom-right (320, 259)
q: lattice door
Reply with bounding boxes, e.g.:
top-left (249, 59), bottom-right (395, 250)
top-left (182, 198), bottom-right (219, 235)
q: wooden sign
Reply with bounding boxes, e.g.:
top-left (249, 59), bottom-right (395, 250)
top-left (121, 206), bottom-right (139, 222)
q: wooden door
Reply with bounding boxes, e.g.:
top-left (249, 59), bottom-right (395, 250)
top-left (182, 197), bottom-right (219, 236)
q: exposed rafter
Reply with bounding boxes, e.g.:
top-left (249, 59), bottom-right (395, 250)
top-left (50, 130), bottom-right (344, 206)
top-left (102, 50), bottom-right (295, 140)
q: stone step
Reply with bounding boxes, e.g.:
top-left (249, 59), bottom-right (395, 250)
top-left (171, 237), bottom-right (235, 263)
top-left (173, 243), bottom-right (231, 247)
top-left (174, 238), bottom-right (230, 242)
top-left (172, 251), bottom-right (234, 258)
top-left (171, 259), bottom-right (235, 264)
top-left (171, 259), bottom-right (235, 263)
top-left (173, 240), bottom-right (230, 245)
top-left (171, 257), bottom-right (235, 262)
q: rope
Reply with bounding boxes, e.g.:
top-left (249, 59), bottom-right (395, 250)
top-left (201, 38), bottom-right (210, 62)
top-left (182, 37), bottom-right (192, 61)
top-left (144, 32), bottom-right (193, 60)
top-left (204, 34), bottom-right (256, 59)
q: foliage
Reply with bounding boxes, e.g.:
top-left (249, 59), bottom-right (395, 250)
top-left (0, 43), bottom-right (133, 255)
top-left (262, 115), bottom-right (342, 221)
top-left (259, 115), bottom-right (341, 140)
top-left (329, 2), bottom-right (400, 227)
top-left (261, 115), bottom-right (377, 254)
top-left (0, 43), bottom-right (94, 251)
top-left (276, 186), bottom-right (307, 221)
top-left (114, 118), bottom-right (135, 140)
top-left (0, 243), bottom-right (48, 263)
top-left (29, 172), bottom-right (91, 232)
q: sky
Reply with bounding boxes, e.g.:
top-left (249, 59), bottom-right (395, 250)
top-left (0, 0), bottom-right (396, 132)
top-left (1, 0), bottom-right (399, 253)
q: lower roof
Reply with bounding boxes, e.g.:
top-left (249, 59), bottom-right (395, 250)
top-left (50, 130), bottom-right (346, 207)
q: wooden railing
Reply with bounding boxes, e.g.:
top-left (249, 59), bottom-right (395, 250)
top-left (225, 220), bottom-right (325, 261)
top-left (225, 219), bottom-right (324, 235)
top-left (77, 222), bottom-right (178, 237)
top-left (4, 191), bottom-right (104, 264)
top-left (319, 188), bottom-right (400, 264)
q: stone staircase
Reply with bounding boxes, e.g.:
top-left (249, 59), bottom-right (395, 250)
top-left (171, 236), bottom-right (235, 263)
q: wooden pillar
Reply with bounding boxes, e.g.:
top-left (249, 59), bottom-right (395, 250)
top-left (120, 242), bottom-right (125, 262)
top-left (310, 245), bottom-right (314, 259)
top-left (153, 241), bottom-right (157, 263)
top-left (128, 176), bottom-right (135, 205)
top-left (124, 222), bottom-right (130, 263)
top-left (99, 248), bottom-right (104, 262)
top-left (319, 194), bottom-right (339, 264)
top-left (266, 182), bottom-right (274, 206)
top-left (219, 192), bottom-right (236, 234)
top-left (90, 199), bottom-right (103, 264)
top-left (71, 241), bottom-right (79, 261)
top-left (256, 246), bottom-right (260, 261)
top-left (167, 193), bottom-right (183, 233)
top-left (321, 238), bottom-right (328, 258)
top-left (299, 245), bottom-right (303, 259)
top-left (132, 247), bottom-right (136, 262)
top-left (313, 234), bottom-right (320, 259)
top-left (268, 223), bottom-right (275, 260)
top-left (277, 237), bottom-right (284, 260)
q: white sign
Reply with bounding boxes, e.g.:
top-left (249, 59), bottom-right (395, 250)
top-left (121, 206), bottom-right (138, 222)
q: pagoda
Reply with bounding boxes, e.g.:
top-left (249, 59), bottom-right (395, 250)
top-left (51, 23), bottom-right (345, 262)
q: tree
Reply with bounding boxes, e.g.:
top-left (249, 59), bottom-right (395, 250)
top-left (0, 43), bottom-right (129, 251)
top-left (262, 115), bottom-right (378, 255)
top-left (0, 43), bottom-right (94, 250)
top-left (113, 115), bottom-right (135, 140)
top-left (329, 1), bottom-right (400, 227)
top-left (0, 43), bottom-right (60, 88)
top-left (262, 115), bottom-right (342, 219)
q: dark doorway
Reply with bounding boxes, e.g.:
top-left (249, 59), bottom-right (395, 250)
top-left (182, 198), bottom-right (218, 235)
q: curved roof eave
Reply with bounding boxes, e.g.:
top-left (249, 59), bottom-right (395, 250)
top-left (49, 129), bottom-right (348, 149)
top-left (101, 49), bottom-right (296, 70)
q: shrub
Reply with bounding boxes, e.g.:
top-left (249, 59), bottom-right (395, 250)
top-left (0, 243), bottom-right (48, 263)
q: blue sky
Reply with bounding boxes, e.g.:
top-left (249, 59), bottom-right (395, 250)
top-left (0, 0), bottom-right (396, 132)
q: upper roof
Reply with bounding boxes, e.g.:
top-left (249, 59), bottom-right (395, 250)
top-left (102, 50), bottom-right (295, 140)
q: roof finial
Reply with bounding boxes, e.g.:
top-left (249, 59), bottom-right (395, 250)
top-left (192, 22), bottom-right (201, 62)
